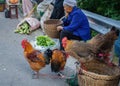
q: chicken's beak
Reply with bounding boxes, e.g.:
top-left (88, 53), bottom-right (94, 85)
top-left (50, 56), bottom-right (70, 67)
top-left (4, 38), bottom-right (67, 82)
top-left (62, 42), bottom-right (66, 48)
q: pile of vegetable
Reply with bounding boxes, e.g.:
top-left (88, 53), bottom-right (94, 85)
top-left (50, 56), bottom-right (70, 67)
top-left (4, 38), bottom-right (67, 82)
top-left (14, 22), bottom-right (30, 34)
top-left (36, 36), bottom-right (55, 47)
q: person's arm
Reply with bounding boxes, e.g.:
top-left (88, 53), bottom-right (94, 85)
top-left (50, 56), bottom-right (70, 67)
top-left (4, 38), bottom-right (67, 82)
top-left (62, 17), bottom-right (68, 26)
top-left (63, 13), bottom-right (83, 32)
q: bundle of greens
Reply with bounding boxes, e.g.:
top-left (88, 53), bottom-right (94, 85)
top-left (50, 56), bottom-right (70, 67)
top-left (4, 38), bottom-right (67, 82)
top-left (14, 22), bottom-right (30, 34)
top-left (36, 36), bottom-right (55, 47)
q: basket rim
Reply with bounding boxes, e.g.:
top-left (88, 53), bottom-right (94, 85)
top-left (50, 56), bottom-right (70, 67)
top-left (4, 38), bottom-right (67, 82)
top-left (78, 59), bottom-right (120, 80)
top-left (80, 68), bottom-right (120, 80)
top-left (44, 19), bottom-right (62, 25)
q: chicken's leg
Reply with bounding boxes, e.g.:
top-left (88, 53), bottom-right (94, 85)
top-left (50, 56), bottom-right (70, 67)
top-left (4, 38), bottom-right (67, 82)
top-left (32, 71), bottom-right (39, 79)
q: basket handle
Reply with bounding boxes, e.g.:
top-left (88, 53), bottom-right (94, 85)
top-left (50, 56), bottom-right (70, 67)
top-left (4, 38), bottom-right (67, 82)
top-left (60, 16), bottom-right (65, 21)
top-left (56, 21), bottom-right (63, 26)
top-left (56, 23), bottom-right (63, 27)
top-left (56, 16), bottom-right (65, 26)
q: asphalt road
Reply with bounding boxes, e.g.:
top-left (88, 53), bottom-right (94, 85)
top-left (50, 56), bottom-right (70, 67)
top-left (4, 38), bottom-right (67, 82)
top-left (0, 12), bottom-right (78, 86)
top-left (0, 12), bottom-right (119, 86)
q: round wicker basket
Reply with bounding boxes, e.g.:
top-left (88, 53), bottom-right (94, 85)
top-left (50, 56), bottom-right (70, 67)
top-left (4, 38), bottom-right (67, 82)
top-left (44, 19), bottom-right (62, 38)
top-left (77, 59), bottom-right (120, 86)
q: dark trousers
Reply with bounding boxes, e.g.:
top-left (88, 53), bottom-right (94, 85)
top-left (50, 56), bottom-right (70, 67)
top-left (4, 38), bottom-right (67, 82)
top-left (60, 30), bottom-right (82, 50)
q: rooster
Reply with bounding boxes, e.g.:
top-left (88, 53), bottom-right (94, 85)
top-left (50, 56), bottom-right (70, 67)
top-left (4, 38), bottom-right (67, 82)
top-left (44, 49), bottom-right (68, 73)
top-left (21, 39), bottom-right (52, 78)
top-left (62, 27), bottom-right (119, 65)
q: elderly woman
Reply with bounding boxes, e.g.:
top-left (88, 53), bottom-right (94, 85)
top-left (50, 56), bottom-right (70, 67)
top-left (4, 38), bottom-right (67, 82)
top-left (57, 0), bottom-right (91, 50)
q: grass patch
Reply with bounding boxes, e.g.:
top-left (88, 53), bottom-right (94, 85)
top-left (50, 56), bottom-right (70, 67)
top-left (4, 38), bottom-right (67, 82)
top-left (91, 29), bottom-right (99, 37)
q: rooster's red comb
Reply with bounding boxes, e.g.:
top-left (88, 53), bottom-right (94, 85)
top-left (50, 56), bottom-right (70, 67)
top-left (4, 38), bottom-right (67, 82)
top-left (21, 39), bottom-right (28, 46)
top-left (62, 37), bottom-right (68, 43)
top-left (21, 39), bottom-right (27, 43)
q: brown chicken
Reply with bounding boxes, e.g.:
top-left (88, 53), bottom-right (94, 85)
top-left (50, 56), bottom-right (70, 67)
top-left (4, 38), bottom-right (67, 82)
top-left (21, 39), bottom-right (52, 78)
top-left (62, 27), bottom-right (119, 64)
top-left (62, 37), bottom-right (97, 63)
top-left (91, 27), bottom-right (119, 64)
top-left (97, 28), bottom-right (118, 53)
top-left (44, 49), bottom-right (68, 73)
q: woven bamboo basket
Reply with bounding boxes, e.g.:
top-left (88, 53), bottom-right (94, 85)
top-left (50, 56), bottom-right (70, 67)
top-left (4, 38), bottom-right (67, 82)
top-left (44, 19), bottom-right (62, 38)
top-left (77, 59), bottom-right (120, 86)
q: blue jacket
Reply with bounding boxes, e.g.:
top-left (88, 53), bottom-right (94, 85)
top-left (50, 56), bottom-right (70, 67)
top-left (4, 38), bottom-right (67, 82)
top-left (63, 6), bottom-right (91, 41)
top-left (114, 34), bottom-right (120, 57)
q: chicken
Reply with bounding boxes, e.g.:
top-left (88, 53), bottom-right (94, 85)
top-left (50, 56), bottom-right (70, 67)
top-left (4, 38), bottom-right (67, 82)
top-left (44, 49), bottom-right (68, 73)
top-left (99, 28), bottom-right (118, 53)
top-left (62, 37), bottom-right (97, 63)
top-left (92, 27), bottom-right (119, 65)
top-left (62, 27), bottom-right (119, 65)
top-left (21, 39), bottom-right (51, 78)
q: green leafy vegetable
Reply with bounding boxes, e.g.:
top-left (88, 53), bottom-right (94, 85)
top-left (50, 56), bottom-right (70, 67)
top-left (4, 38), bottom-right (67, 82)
top-left (36, 35), bottom-right (55, 46)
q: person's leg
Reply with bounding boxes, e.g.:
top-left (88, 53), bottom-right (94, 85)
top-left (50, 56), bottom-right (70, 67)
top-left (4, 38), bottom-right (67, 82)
top-left (59, 30), bottom-right (81, 50)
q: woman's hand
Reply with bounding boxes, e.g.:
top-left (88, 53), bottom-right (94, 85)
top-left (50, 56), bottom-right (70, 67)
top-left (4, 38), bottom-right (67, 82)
top-left (57, 26), bottom-right (63, 31)
top-left (65, 11), bottom-right (69, 18)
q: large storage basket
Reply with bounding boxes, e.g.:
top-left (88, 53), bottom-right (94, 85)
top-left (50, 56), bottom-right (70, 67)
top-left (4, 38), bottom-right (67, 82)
top-left (44, 19), bottom-right (62, 38)
top-left (77, 59), bottom-right (120, 86)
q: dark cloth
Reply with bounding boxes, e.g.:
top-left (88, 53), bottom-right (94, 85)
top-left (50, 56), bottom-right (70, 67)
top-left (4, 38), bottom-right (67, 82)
top-left (33, 0), bottom-right (43, 4)
top-left (50, 0), bottom-right (65, 19)
top-left (60, 30), bottom-right (82, 50)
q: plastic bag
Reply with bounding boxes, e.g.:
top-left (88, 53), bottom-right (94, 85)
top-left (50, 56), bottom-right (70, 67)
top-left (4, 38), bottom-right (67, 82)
top-left (37, 0), bottom-right (54, 18)
top-left (30, 38), bottom-right (60, 52)
top-left (17, 17), bottom-right (40, 31)
top-left (40, 4), bottom-right (54, 32)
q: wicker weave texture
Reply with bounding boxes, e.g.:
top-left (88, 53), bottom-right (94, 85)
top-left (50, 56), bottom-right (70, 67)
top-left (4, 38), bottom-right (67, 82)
top-left (78, 59), bottom-right (120, 86)
top-left (44, 19), bottom-right (62, 38)
top-left (78, 75), bottom-right (119, 86)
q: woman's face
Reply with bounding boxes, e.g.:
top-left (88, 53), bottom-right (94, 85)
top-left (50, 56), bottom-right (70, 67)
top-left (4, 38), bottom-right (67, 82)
top-left (64, 5), bottom-right (73, 13)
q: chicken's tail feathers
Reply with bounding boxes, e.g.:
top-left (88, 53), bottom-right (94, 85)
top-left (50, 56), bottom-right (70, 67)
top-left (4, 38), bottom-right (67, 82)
top-left (51, 60), bottom-right (61, 72)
